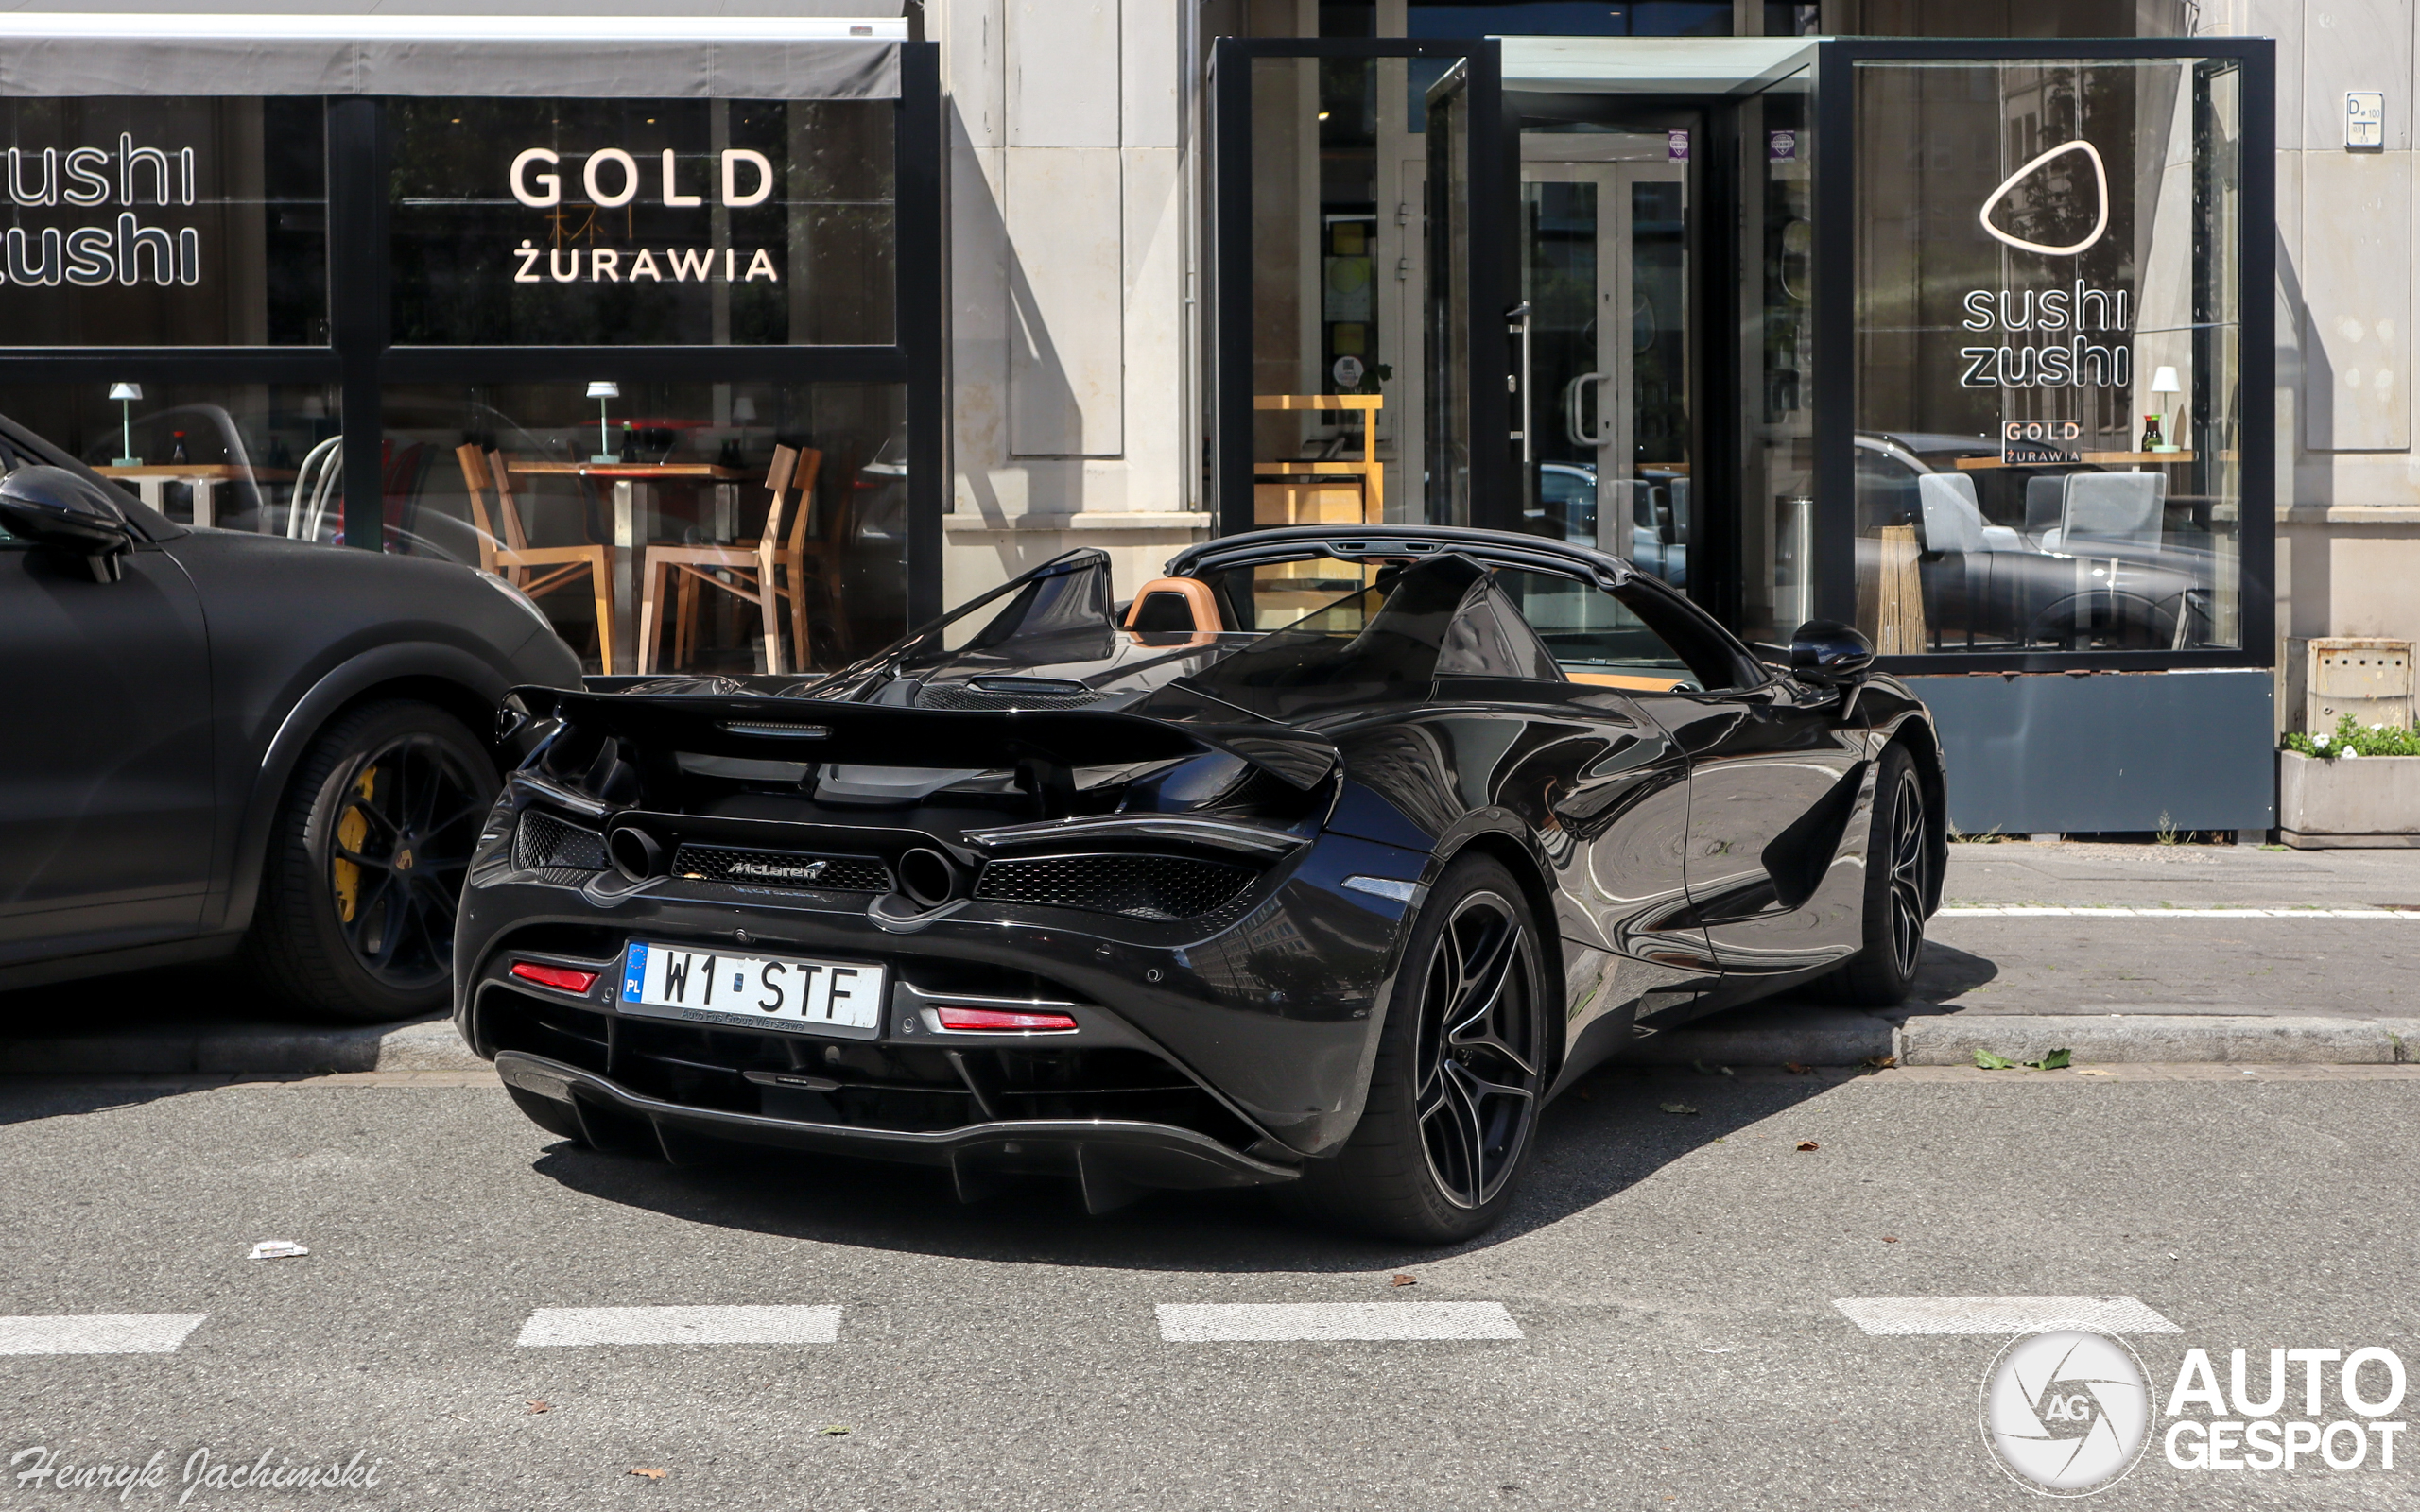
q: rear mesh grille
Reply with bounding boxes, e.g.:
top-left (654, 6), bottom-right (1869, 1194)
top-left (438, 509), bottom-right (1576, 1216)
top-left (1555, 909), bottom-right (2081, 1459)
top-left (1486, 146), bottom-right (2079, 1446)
top-left (514, 810), bottom-right (607, 881)
top-left (975, 853), bottom-right (1254, 920)
top-left (915, 680), bottom-right (1101, 711)
top-left (673, 843), bottom-right (891, 893)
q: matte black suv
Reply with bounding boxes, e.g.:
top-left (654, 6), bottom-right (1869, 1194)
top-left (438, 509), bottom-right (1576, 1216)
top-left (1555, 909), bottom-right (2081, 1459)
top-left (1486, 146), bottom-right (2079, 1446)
top-left (0, 414), bottom-right (581, 1021)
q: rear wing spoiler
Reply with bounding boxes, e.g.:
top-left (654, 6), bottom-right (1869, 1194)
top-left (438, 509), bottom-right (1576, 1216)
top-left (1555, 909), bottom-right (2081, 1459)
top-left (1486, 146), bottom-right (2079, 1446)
top-left (514, 687), bottom-right (1340, 792)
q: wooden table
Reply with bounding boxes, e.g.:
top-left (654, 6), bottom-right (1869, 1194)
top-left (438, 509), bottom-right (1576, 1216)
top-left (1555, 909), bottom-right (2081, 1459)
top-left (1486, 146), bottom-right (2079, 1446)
top-left (506, 462), bottom-right (751, 672)
top-left (1253, 394), bottom-right (1384, 525)
top-left (95, 465), bottom-right (297, 530)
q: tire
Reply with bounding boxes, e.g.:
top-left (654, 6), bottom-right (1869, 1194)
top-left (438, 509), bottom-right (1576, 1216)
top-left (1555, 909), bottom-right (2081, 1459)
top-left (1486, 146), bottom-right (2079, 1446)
top-left (1275, 854), bottom-right (1550, 1244)
top-left (245, 699), bottom-right (501, 1023)
top-left (1820, 742), bottom-right (1934, 1007)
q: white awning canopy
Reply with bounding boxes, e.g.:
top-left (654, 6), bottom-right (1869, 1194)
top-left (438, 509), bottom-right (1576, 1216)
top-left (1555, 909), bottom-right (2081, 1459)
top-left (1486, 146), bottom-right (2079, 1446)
top-left (0, 11), bottom-right (908, 98)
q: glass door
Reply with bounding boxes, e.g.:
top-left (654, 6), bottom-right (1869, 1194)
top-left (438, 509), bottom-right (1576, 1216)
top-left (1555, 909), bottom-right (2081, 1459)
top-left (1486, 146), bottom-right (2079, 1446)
top-left (1519, 145), bottom-right (1690, 590)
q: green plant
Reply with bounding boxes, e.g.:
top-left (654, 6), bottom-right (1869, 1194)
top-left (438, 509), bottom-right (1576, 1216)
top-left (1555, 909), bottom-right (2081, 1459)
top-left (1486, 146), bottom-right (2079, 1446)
top-left (2285, 713), bottom-right (2420, 760)
top-left (2155, 810), bottom-right (2179, 846)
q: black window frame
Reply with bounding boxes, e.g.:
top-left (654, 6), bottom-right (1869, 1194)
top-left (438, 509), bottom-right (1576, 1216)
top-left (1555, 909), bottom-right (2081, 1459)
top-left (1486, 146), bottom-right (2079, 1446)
top-left (1808, 36), bottom-right (2277, 677)
top-left (0, 43), bottom-right (949, 625)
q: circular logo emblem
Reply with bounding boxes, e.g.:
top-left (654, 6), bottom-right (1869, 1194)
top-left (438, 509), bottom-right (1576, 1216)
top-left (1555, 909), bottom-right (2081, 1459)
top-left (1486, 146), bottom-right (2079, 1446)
top-left (1979, 1330), bottom-right (2152, 1496)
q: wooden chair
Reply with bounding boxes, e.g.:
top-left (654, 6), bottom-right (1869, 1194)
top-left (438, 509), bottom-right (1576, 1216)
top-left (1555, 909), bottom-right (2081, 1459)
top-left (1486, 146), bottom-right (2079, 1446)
top-left (784, 448), bottom-right (853, 662)
top-left (638, 445), bottom-right (824, 676)
top-left (455, 445), bottom-right (616, 674)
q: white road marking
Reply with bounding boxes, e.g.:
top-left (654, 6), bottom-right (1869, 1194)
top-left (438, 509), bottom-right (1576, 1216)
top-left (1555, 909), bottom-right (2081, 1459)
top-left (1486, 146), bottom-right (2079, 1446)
top-left (516, 1306), bottom-right (840, 1347)
top-left (1833, 1296), bottom-right (2181, 1336)
top-left (1939, 905), bottom-right (2416, 919)
top-left (0, 1314), bottom-right (207, 1355)
top-left (1155, 1302), bottom-right (1524, 1342)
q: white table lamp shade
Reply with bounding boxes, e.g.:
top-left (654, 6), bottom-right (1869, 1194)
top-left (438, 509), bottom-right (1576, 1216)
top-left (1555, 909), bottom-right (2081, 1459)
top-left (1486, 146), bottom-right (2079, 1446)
top-left (586, 381), bottom-right (620, 400)
top-left (109, 382), bottom-right (143, 401)
top-left (2149, 366), bottom-right (2182, 394)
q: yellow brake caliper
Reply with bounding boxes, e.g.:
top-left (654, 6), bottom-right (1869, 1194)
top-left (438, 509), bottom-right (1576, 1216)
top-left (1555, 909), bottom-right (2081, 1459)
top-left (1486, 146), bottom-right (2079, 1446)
top-left (334, 765), bottom-right (377, 923)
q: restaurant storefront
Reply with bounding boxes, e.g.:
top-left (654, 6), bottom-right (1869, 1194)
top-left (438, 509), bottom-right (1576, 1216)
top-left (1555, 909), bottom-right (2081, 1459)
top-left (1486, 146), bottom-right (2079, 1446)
top-left (0, 13), bottom-right (942, 679)
top-left (1209, 31), bottom-right (2277, 834)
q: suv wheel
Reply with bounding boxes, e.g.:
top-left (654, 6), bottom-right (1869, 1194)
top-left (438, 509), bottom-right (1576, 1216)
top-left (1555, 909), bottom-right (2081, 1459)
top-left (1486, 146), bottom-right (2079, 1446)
top-left (246, 699), bottom-right (499, 1022)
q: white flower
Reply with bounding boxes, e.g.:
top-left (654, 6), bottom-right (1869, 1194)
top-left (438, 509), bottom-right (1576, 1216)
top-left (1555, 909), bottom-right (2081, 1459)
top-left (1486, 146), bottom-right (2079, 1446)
top-left (2313, 732), bottom-right (2332, 747)
top-left (2344, 748), bottom-right (2361, 759)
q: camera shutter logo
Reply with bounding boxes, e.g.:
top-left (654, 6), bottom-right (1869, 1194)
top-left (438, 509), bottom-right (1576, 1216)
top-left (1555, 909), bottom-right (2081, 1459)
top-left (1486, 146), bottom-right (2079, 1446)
top-left (1980, 1330), bottom-right (2153, 1496)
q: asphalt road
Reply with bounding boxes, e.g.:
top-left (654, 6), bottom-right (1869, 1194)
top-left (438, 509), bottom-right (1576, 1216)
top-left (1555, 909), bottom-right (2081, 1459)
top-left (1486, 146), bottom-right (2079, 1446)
top-left (1, 1065), bottom-right (2411, 1510)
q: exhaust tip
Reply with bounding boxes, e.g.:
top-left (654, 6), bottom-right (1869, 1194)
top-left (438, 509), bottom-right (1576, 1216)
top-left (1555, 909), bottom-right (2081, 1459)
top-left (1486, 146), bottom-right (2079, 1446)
top-left (609, 826), bottom-right (665, 880)
top-left (896, 847), bottom-right (959, 910)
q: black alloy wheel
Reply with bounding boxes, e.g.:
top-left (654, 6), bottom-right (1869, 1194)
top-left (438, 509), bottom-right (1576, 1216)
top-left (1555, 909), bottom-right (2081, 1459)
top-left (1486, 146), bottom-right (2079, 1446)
top-left (1413, 890), bottom-right (1546, 1211)
top-left (248, 700), bottom-right (500, 1022)
top-left (1275, 854), bottom-right (1549, 1243)
top-left (1880, 758), bottom-right (1929, 984)
top-left (326, 732), bottom-right (489, 990)
top-left (1819, 742), bottom-right (1933, 1006)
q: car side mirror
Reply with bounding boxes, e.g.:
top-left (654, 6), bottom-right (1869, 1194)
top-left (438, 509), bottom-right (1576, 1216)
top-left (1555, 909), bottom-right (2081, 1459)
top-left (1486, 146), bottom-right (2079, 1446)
top-left (1787, 620), bottom-right (1876, 685)
top-left (0, 465), bottom-right (135, 582)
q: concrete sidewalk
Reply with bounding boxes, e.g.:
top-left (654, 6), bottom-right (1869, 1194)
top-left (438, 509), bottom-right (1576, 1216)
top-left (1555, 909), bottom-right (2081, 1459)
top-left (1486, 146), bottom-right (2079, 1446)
top-left (3, 839), bottom-right (2413, 1074)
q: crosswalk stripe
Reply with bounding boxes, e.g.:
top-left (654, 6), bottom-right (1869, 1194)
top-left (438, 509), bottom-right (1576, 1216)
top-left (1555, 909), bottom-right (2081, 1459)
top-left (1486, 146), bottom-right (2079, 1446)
top-left (1833, 1296), bottom-right (2180, 1336)
top-left (1155, 1302), bottom-right (1523, 1342)
top-left (0, 1314), bottom-right (207, 1355)
top-left (1939, 905), bottom-right (2417, 919)
top-left (516, 1306), bottom-right (840, 1347)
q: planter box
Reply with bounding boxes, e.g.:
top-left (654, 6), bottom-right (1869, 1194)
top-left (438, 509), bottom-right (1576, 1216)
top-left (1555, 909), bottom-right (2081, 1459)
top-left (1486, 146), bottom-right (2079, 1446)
top-left (2278, 749), bottom-right (2420, 848)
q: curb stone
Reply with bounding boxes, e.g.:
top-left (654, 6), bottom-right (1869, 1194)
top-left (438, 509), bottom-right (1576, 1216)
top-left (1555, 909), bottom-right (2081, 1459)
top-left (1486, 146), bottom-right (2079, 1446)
top-left (1892, 1013), bottom-right (2420, 1067)
top-left (0, 1015), bottom-right (485, 1076)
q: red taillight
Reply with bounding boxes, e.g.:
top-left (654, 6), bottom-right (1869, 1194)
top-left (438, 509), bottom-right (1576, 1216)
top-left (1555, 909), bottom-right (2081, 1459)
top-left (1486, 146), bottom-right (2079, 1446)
top-left (934, 1005), bottom-right (1080, 1033)
top-left (510, 961), bottom-right (599, 994)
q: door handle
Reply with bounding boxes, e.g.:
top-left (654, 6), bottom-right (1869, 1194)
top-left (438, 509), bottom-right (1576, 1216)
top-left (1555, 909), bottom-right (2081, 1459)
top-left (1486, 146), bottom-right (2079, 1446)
top-left (1505, 301), bottom-right (1532, 464)
top-left (1564, 372), bottom-right (1612, 450)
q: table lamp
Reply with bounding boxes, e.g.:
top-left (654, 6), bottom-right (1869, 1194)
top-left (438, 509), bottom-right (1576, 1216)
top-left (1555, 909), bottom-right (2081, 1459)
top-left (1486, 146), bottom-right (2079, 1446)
top-left (109, 382), bottom-right (143, 466)
top-left (586, 381), bottom-right (621, 462)
top-left (2149, 366), bottom-right (2182, 452)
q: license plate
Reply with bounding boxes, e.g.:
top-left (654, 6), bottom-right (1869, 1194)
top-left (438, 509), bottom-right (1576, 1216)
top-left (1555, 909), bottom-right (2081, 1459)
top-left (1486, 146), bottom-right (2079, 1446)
top-left (618, 941), bottom-right (886, 1040)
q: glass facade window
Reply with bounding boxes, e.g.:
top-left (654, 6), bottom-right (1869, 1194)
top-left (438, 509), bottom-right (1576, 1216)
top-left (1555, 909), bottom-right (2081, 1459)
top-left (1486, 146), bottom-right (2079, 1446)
top-left (1851, 57), bottom-right (2245, 655)
top-left (389, 97), bottom-right (895, 347)
top-left (1743, 79), bottom-right (1813, 647)
top-left (0, 380), bottom-right (340, 536)
top-left (0, 97), bottom-right (326, 346)
top-left (382, 381), bottom-right (907, 674)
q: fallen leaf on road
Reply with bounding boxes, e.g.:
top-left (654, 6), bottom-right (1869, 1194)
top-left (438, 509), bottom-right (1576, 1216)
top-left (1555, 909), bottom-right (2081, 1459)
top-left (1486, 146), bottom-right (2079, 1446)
top-left (1972, 1050), bottom-right (2015, 1070)
top-left (1864, 1055), bottom-right (1896, 1070)
top-left (527, 1400), bottom-right (550, 1414)
top-left (1881, 1236), bottom-right (1898, 1243)
top-left (2075, 1068), bottom-right (2117, 1077)
top-left (818, 1426), bottom-right (851, 1437)
top-left (628, 1468), bottom-right (667, 1480)
top-left (246, 1240), bottom-right (308, 1261)
top-left (1795, 1140), bottom-right (1820, 1151)
top-left (1391, 1274), bottom-right (1418, 1287)
top-left (1658, 1101), bottom-right (1698, 1115)
top-left (2026, 1048), bottom-right (2073, 1071)
top-left (1785, 1061), bottom-right (1812, 1074)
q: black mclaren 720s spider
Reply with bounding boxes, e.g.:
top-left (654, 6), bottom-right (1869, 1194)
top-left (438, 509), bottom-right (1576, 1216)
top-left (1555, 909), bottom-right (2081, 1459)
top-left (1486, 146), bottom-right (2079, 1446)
top-left (457, 525), bottom-right (1946, 1241)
